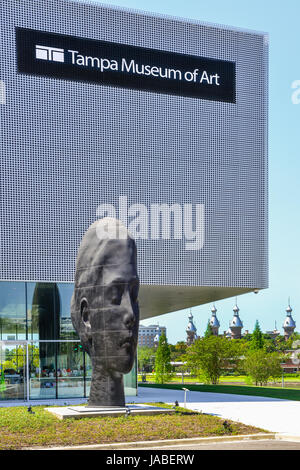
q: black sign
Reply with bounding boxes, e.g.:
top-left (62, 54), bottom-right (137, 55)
top-left (16, 28), bottom-right (236, 103)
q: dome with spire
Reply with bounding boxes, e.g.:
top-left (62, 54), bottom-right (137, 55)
top-left (286, 304), bottom-right (293, 314)
top-left (229, 301), bottom-right (243, 338)
top-left (186, 311), bottom-right (197, 345)
top-left (283, 303), bottom-right (296, 328)
top-left (283, 314), bottom-right (296, 328)
top-left (209, 304), bottom-right (220, 332)
top-left (283, 300), bottom-right (296, 341)
top-left (186, 312), bottom-right (197, 333)
top-left (211, 304), bottom-right (217, 314)
top-left (230, 315), bottom-right (243, 328)
top-left (230, 308), bottom-right (243, 328)
top-left (233, 304), bottom-right (240, 314)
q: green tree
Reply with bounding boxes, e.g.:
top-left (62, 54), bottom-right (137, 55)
top-left (274, 335), bottom-right (291, 352)
top-left (0, 367), bottom-right (6, 394)
top-left (169, 341), bottom-right (188, 361)
top-left (241, 332), bottom-right (252, 342)
top-left (154, 333), bottom-right (173, 384)
top-left (184, 336), bottom-right (245, 384)
top-left (2, 345), bottom-right (40, 371)
top-left (267, 352), bottom-right (285, 382)
top-left (204, 321), bottom-right (214, 338)
top-left (243, 349), bottom-right (283, 386)
top-left (263, 335), bottom-right (277, 353)
top-left (137, 346), bottom-right (155, 373)
top-left (249, 320), bottom-right (264, 350)
top-left (285, 332), bottom-right (300, 350)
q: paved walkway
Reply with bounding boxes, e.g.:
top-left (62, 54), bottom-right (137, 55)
top-left (127, 387), bottom-right (300, 436)
top-left (135, 439), bottom-right (300, 450)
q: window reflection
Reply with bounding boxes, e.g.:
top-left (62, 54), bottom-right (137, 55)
top-left (124, 357), bottom-right (137, 396)
top-left (27, 283), bottom-right (60, 342)
top-left (29, 341), bottom-right (56, 400)
top-left (0, 282), bottom-right (26, 340)
top-left (0, 343), bottom-right (26, 400)
top-left (27, 283), bottom-right (60, 381)
top-left (57, 283), bottom-right (78, 340)
top-left (0, 281), bottom-right (137, 400)
top-left (57, 342), bottom-right (84, 398)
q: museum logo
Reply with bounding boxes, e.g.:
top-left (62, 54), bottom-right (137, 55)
top-left (36, 45), bottom-right (221, 86)
top-left (16, 28), bottom-right (236, 103)
top-left (35, 45), bottom-right (65, 63)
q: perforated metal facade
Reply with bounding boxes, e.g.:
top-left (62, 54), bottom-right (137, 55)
top-left (0, 0), bottom-right (268, 318)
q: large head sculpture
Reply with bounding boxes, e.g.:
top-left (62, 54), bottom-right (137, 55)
top-left (71, 218), bottom-right (139, 407)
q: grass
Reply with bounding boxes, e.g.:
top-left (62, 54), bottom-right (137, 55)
top-left (220, 375), bottom-right (300, 385)
top-left (138, 373), bottom-right (300, 385)
top-left (138, 382), bottom-right (300, 401)
top-left (0, 403), bottom-right (266, 450)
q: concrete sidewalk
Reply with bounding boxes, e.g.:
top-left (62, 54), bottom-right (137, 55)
top-left (30, 434), bottom-right (276, 450)
top-left (127, 386), bottom-right (300, 436)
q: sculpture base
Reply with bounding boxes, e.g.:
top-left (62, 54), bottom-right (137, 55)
top-left (45, 403), bottom-right (175, 420)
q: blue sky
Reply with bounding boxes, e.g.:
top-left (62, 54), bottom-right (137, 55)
top-left (78, 0), bottom-right (300, 342)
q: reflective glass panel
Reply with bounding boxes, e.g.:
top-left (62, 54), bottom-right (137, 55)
top-left (27, 283), bottom-right (60, 341)
top-left (29, 341), bottom-right (56, 399)
top-left (0, 282), bottom-right (137, 400)
top-left (0, 341), bottom-right (27, 400)
top-left (57, 342), bottom-right (84, 398)
top-left (124, 357), bottom-right (137, 396)
top-left (57, 283), bottom-right (78, 340)
top-left (0, 282), bottom-right (26, 340)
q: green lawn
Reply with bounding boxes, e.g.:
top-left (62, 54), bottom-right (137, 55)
top-left (138, 382), bottom-right (300, 401)
top-left (0, 404), bottom-right (266, 450)
top-left (138, 373), bottom-right (300, 386)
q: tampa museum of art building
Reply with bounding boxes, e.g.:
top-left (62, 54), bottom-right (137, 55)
top-left (0, 0), bottom-right (268, 401)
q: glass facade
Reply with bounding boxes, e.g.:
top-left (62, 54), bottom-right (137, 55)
top-left (0, 281), bottom-right (137, 401)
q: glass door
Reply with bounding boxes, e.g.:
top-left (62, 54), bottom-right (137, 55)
top-left (0, 341), bottom-right (28, 401)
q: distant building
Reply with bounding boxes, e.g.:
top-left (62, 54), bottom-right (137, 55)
top-left (224, 328), bottom-right (232, 339)
top-left (209, 305), bottom-right (220, 336)
top-left (186, 311), bottom-right (197, 345)
top-left (226, 303), bottom-right (243, 339)
top-left (265, 322), bottom-right (280, 339)
top-left (153, 326), bottom-right (161, 348)
top-left (283, 302), bottom-right (296, 341)
top-left (138, 324), bottom-right (166, 348)
top-left (265, 329), bottom-right (281, 339)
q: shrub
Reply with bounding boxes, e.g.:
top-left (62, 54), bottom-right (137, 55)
top-left (243, 350), bottom-right (282, 386)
